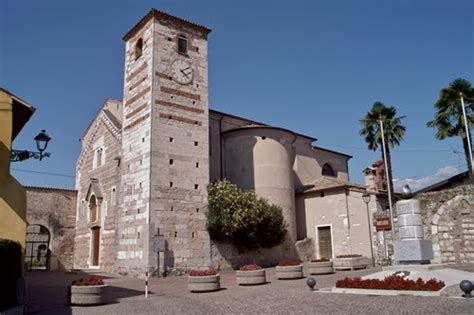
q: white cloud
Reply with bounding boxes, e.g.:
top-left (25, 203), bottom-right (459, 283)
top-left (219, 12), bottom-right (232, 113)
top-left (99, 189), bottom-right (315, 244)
top-left (393, 165), bottom-right (463, 193)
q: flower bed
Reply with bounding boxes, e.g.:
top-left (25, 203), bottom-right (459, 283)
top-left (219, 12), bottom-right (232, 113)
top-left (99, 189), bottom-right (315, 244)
top-left (189, 268), bottom-right (218, 276)
top-left (336, 275), bottom-right (445, 291)
top-left (188, 269), bottom-right (220, 292)
top-left (276, 259), bottom-right (303, 279)
top-left (70, 277), bottom-right (107, 306)
top-left (236, 264), bottom-right (266, 285)
top-left (278, 259), bottom-right (301, 266)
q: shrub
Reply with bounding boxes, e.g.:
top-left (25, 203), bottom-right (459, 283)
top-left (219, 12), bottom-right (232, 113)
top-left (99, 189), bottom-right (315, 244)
top-left (239, 264), bottom-right (262, 271)
top-left (311, 258), bottom-right (330, 262)
top-left (72, 277), bottom-right (105, 286)
top-left (0, 239), bottom-right (22, 311)
top-left (207, 180), bottom-right (287, 251)
top-left (278, 259), bottom-right (301, 266)
top-left (336, 254), bottom-right (362, 258)
top-left (189, 268), bottom-right (218, 276)
top-left (336, 275), bottom-right (445, 291)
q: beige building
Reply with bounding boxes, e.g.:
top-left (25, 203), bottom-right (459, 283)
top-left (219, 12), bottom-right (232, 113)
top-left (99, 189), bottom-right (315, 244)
top-left (74, 9), bottom-right (386, 276)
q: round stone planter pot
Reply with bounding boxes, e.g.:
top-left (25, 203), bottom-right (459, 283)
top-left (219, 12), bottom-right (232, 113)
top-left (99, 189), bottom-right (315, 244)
top-left (188, 274), bottom-right (220, 292)
top-left (332, 256), bottom-right (369, 271)
top-left (70, 284), bottom-right (107, 306)
top-left (236, 269), bottom-right (266, 285)
top-left (275, 264), bottom-right (304, 280)
top-left (308, 261), bottom-right (334, 275)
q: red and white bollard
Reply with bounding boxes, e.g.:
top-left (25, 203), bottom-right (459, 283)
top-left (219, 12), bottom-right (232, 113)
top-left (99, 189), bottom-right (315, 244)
top-left (145, 268), bottom-right (149, 298)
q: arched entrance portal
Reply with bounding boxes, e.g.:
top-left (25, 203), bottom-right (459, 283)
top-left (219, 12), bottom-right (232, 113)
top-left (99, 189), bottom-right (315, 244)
top-left (25, 225), bottom-right (50, 270)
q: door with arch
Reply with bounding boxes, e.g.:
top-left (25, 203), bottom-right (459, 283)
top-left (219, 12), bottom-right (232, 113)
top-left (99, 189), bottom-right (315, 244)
top-left (25, 224), bottom-right (50, 270)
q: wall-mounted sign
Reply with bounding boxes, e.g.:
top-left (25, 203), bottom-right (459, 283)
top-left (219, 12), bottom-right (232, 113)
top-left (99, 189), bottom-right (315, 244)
top-left (153, 234), bottom-right (165, 252)
top-left (375, 217), bottom-right (391, 231)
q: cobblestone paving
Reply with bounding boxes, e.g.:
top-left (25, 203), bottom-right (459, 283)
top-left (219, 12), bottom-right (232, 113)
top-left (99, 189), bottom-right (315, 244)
top-left (26, 265), bottom-right (474, 314)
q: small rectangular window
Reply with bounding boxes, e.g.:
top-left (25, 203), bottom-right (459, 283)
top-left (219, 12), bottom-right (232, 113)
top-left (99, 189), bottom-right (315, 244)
top-left (177, 35), bottom-right (187, 55)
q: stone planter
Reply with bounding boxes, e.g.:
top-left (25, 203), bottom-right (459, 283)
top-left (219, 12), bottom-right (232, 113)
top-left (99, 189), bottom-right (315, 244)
top-left (275, 264), bottom-right (304, 280)
top-left (332, 256), bottom-right (369, 271)
top-left (188, 274), bottom-right (220, 292)
top-left (236, 269), bottom-right (266, 285)
top-left (308, 261), bottom-right (334, 275)
top-left (70, 284), bottom-right (107, 305)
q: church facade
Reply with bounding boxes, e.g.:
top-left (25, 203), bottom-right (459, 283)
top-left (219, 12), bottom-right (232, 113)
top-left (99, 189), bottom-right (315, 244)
top-left (73, 9), bottom-right (382, 276)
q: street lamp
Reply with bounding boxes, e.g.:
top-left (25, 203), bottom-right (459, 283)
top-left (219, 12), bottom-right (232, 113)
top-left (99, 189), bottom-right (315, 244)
top-left (11, 130), bottom-right (51, 162)
top-left (362, 192), bottom-right (375, 267)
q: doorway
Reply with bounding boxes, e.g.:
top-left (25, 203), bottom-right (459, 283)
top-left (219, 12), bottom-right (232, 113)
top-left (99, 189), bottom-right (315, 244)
top-left (317, 225), bottom-right (333, 259)
top-left (90, 227), bottom-right (100, 267)
top-left (25, 225), bottom-right (50, 270)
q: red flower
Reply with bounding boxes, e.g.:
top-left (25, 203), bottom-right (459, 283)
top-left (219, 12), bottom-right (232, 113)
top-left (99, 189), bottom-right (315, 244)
top-left (278, 259), bottom-right (301, 266)
top-left (239, 264), bottom-right (262, 271)
top-left (336, 275), bottom-right (444, 291)
top-left (189, 268), bottom-right (218, 276)
top-left (71, 277), bottom-right (104, 286)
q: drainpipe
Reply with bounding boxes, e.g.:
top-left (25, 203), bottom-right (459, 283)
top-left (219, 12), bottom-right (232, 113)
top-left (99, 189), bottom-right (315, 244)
top-left (345, 187), bottom-right (352, 255)
top-left (219, 115), bottom-right (224, 180)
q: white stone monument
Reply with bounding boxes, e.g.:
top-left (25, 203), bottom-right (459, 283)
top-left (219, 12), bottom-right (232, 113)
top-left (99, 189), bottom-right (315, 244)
top-left (394, 185), bottom-right (433, 264)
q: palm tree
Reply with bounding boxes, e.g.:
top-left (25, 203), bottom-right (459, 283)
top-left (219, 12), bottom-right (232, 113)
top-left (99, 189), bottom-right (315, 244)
top-left (360, 102), bottom-right (406, 201)
top-left (427, 78), bottom-right (474, 177)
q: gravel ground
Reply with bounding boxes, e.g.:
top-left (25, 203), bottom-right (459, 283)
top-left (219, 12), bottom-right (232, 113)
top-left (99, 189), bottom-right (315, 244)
top-left (26, 264), bottom-right (474, 315)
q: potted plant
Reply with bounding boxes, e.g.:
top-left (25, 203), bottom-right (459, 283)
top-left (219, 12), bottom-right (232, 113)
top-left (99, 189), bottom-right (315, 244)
top-left (236, 264), bottom-right (266, 285)
top-left (70, 277), bottom-right (107, 306)
top-left (275, 259), bottom-right (303, 280)
top-left (308, 258), bottom-right (333, 275)
top-left (332, 254), bottom-right (369, 271)
top-left (188, 268), bottom-right (220, 292)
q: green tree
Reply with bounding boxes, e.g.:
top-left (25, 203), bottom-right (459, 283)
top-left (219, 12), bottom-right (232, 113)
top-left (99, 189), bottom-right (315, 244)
top-left (359, 102), bottom-right (406, 200)
top-left (427, 78), bottom-right (474, 176)
top-left (207, 180), bottom-right (287, 251)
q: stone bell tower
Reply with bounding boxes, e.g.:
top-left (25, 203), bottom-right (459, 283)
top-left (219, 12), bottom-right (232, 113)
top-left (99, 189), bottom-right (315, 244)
top-left (116, 9), bottom-right (212, 276)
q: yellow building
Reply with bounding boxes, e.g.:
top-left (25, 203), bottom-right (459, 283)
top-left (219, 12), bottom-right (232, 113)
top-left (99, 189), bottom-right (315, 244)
top-left (0, 88), bottom-right (35, 255)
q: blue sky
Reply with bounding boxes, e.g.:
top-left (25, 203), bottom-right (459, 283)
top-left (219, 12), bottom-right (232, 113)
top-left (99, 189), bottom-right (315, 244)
top-left (1, 0), bottom-right (472, 190)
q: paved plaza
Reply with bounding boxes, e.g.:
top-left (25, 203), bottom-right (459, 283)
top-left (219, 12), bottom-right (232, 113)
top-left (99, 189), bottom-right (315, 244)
top-left (25, 264), bottom-right (474, 314)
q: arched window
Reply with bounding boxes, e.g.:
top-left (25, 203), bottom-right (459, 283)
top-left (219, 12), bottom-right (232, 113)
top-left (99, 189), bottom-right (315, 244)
top-left (177, 35), bottom-right (187, 55)
top-left (134, 38), bottom-right (143, 59)
top-left (89, 195), bottom-right (98, 223)
top-left (322, 163), bottom-right (337, 177)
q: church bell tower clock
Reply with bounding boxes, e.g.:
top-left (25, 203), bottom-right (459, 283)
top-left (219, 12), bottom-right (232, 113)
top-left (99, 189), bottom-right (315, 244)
top-left (118, 9), bottom-right (211, 276)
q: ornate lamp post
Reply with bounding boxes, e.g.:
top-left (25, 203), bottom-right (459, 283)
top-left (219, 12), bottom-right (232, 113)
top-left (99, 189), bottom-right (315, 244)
top-left (11, 130), bottom-right (51, 162)
top-left (362, 192), bottom-right (375, 266)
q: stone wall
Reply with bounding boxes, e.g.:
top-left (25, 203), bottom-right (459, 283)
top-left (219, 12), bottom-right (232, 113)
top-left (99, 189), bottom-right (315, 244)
top-left (418, 184), bottom-right (474, 264)
top-left (74, 100), bottom-right (121, 272)
top-left (26, 187), bottom-right (77, 271)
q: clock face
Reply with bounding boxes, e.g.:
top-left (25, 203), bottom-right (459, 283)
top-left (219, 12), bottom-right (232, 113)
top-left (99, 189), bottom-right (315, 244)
top-left (171, 60), bottom-right (193, 85)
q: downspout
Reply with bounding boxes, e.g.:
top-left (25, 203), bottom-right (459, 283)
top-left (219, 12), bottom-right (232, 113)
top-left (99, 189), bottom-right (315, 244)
top-left (219, 115), bottom-right (224, 180)
top-left (345, 187), bottom-right (352, 255)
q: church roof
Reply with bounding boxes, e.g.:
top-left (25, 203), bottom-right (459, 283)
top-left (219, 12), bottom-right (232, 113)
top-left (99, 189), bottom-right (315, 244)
top-left (297, 176), bottom-right (366, 193)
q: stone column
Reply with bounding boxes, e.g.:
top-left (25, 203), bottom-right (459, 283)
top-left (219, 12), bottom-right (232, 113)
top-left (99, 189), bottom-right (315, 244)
top-left (394, 186), bottom-right (433, 264)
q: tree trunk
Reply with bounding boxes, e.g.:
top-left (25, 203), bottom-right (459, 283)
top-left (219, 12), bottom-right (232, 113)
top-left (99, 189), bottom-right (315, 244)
top-left (462, 136), bottom-right (473, 179)
top-left (380, 144), bottom-right (395, 206)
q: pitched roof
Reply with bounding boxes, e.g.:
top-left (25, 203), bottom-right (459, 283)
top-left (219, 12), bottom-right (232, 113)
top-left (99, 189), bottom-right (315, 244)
top-left (0, 87), bottom-right (36, 140)
top-left (297, 176), bottom-right (366, 193)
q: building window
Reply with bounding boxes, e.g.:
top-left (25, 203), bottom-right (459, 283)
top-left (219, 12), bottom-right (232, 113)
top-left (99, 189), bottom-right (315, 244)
top-left (135, 38), bottom-right (143, 59)
top-left (177, 35), bottom-right (187, 55)
top-left (111, 187), bottom-right (116, 206)
top-left (322, 163), bottom-right (337, 177)
top-left (95, 148), bottom-right (104, 168)
top-left (89, 195), bottom-right (98, 223)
